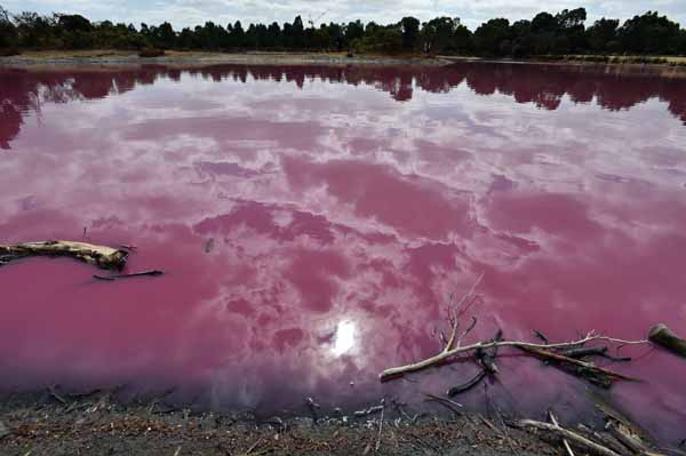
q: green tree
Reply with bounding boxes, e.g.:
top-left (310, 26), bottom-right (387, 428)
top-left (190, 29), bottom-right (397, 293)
top-left (0, 5), bottom-right (17, 48)
top-left (586, 18), bottom-right (619, 53)
top-left (266, 22), bottom-right (281, 48)
top-left (619, 11), bottom-right (681, 54)
top-left (291, 15), bottom-right (305, 48)
top-left (14, 11), bottom-right (56, 47)
top-left (345, 20), bottom-right (364, 48)
top-left (400, 16), bottom-right (419, 50)
top-left (452, 21), bottom-right (473, 54)
top-left (421, 17), bottom-right (457, 54)
top-left (229, 20), bottom-right (244, 47)
top-left (555, 8), bottom-right (587, 52)
top-left (474, 18), bottom-right (511, 56)
top-left (155, 21), bottom-right (176, 48)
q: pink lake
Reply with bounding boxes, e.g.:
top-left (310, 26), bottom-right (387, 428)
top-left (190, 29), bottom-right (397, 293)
top-left (1, 63), bottom-right (686, 442)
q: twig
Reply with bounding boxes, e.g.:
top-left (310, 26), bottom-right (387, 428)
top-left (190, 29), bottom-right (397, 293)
top-left (48, 386), bottom-right (68, 405)
top-left (354, 405), bottom-right (384, 418)
top-left (242, 437), bottom-right (263, 456)
top-left (447, 370), bottom-right (487, 397)
top-left (424, 393), bottom-right (463, 415)
top-left (375, 400), bottom-right (385, 452)
top-left (305, 397), bottom-right (320, 423)
top-left (444, 273), bottom-right (484, 352)
top-left (93, 270), bottom-right (163, 281)
top-left (534, 330), bottom-right (549, 344)
top-left (519, 419), bottom-right (621, 456)
top-left (549, 412), bottom-right (576, 456)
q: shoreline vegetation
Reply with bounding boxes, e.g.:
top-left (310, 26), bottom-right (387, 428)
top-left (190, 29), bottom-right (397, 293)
top-left (1, 6), bottom-right (686, 65)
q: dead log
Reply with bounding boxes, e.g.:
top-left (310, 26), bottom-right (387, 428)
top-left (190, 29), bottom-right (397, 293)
top-left (648, 324), bottom-right (686, 358)
top-left (0, 241), bottom-right (128, 271)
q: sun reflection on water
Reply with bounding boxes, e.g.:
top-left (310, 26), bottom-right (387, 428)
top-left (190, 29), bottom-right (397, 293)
top-left (331, 320), bottom-right (357, 356)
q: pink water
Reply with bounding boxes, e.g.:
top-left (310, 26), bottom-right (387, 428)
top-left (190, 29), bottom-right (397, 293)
top-left (1, 63), bottom-right (686, 441)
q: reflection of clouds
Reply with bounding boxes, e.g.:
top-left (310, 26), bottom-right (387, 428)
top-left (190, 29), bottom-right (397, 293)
top-left (1, 65), bottom-right (686, 440)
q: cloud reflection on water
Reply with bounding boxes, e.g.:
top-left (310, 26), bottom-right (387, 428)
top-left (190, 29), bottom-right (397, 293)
top-left (0, 63), bottom-right (686, 442)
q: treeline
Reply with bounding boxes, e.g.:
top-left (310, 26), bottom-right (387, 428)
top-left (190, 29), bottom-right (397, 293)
top-left (1, 5), bottom-right (685, 57)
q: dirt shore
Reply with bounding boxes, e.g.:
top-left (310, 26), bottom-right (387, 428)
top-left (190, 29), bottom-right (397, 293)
top-left (0, 50), bottom-right (451, 69)
top-left (0, 391), bottom-right (561, 455)
top-left (2, 50), bottom-right (686, 74)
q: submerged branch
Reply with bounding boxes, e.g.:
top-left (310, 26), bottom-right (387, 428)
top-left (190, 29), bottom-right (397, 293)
top-left (93, 270), bottom-right (163, 281)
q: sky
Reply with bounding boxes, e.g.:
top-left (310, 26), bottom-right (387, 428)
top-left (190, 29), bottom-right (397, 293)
top-left (1, 0), bottom-right (684, 31)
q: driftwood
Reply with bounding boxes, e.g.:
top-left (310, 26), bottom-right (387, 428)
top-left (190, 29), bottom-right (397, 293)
top-left (648, 324), bottom-right (686, 358)
top-left (519, 419), bottom-right (622, 456)
top-left (0, 241), bottom-right (128, 271)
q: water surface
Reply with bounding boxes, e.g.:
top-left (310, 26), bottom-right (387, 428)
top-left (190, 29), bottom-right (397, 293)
top-left (1, 63), bottom-right (685, 441)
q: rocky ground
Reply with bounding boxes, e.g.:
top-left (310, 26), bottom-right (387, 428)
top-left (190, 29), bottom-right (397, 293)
top-left (0, 391), bottom-right (561, 455)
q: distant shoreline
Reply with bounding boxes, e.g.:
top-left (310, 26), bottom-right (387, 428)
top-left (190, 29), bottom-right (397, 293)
top-left (2, 50), bottom-right (686, 75)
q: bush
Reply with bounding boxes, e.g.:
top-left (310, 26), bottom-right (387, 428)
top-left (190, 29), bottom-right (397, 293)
top-left (138, 48), bottom-right (165, 58)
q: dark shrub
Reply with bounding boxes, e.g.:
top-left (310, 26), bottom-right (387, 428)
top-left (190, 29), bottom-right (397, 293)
top-left (0, 47), bottom-right (19, 56)
top-left (138, 48), bottom-right (165, 57)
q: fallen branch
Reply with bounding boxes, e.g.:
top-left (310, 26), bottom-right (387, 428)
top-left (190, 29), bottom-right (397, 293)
top-left (379, 332), bottom-right (648, 382)
top-left (519, 419), bottom-right (621, 456)
top-left (0, 241), bottom-right (128, 271)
